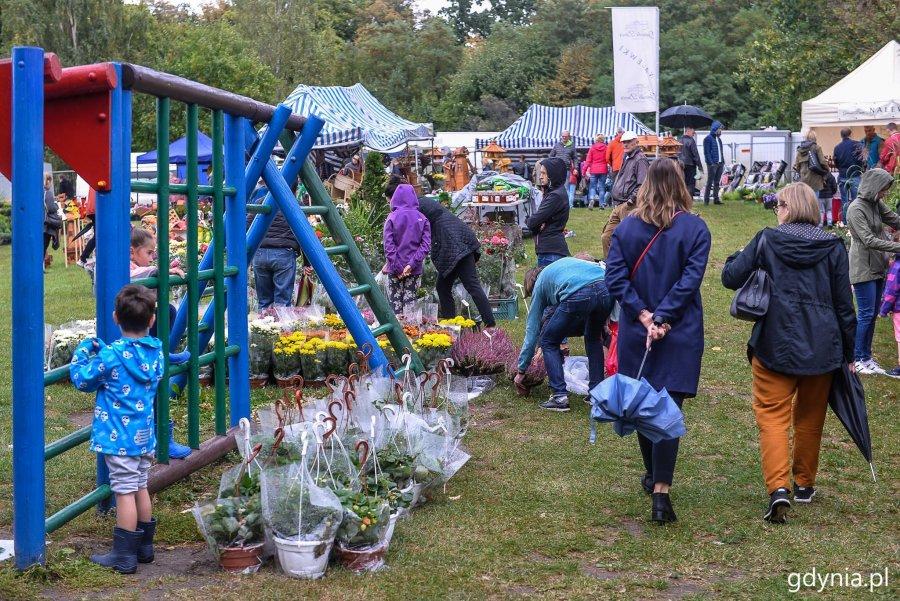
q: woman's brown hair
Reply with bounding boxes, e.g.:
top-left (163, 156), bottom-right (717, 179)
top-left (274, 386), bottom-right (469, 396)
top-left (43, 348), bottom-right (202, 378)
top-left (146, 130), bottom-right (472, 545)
top-left (777, 182), bottom-right (820, 226)
top-left (633, 158), bottom-right (693, 229)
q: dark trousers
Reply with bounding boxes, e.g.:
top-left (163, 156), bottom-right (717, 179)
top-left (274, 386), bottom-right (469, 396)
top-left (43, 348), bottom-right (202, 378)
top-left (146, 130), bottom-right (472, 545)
top-left (539, 281), bottom-right (612, 394)
top-left (704, 162), bottom-right (724, 204)
top-left (637, 393), bottom-right (685, 485)
top-left (80, 215), bottom-right (96, 262)
top-left (682, 164), bottom-right (697, 196)
top-left (436, 252), bottom-right (496, 327)
top-left (43, 233), bottom-right (52, 256)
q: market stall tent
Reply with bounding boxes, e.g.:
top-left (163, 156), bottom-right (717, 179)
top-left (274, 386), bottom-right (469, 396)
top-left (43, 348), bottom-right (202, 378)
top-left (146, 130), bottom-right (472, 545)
top-left (801, 40), bottom-right (900, 150)
top-left (282, 83), bottom-right (433, 151)
top-left (475, 104), bottom-right (651, 151)
top-left (136, 131), bottom-right (214, 165)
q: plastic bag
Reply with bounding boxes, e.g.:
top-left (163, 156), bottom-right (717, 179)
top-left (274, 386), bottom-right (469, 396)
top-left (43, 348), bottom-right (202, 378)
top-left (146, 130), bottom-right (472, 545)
top-left (261, 462), bottom-right (343, 542)
top-left (564, 356), bottom-right (590, 396)
top-left (467, 375), bottom-right (496, 400)
top-left (605, 321), bottom-right (619, 377)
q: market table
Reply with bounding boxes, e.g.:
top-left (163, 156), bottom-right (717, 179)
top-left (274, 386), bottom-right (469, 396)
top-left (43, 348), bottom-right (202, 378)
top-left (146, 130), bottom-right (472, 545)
top-left (463, 197), bottom-right (533, 228)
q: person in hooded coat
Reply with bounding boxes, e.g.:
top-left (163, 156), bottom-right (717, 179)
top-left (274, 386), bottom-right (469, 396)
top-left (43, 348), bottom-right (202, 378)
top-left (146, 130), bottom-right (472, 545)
top-left (702, 120), bottom-right (725, 205)
top-left (383, 184), bottom-right (431, 315)
top-left (527, 157), bottom-right (570, 266)
top-left (793, 130), bottom-right (827, 193)
top-left (846, 168), bottom-right (900, 375)
top-left (722, 183), bottom-right (856, 523)
top-left (418, 198), bottom-right (497, 327)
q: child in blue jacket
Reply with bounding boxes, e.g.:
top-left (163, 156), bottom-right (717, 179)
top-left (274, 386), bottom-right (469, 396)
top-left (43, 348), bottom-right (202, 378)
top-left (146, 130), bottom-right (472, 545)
top-left (70, 285), bottom-right (165, 574)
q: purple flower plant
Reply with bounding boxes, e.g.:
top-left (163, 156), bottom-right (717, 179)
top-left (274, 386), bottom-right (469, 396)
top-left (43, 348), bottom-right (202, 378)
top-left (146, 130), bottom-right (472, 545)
top-left (450, 328), bottom-right (517, 376)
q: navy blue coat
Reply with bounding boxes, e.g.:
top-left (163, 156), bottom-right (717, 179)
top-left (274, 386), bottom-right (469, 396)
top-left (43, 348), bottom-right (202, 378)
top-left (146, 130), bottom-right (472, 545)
top-left (605, 213), bottom-right (711, 396)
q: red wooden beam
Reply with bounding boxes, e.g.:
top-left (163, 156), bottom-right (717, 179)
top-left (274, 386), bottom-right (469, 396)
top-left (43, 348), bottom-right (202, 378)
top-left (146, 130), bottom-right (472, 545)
top-left (0, 54), bottom-right (116, 191)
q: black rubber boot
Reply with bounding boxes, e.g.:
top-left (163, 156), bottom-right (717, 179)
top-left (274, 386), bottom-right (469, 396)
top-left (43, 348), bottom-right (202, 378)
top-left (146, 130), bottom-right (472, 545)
top-left (137, 518), bottom-right (156, 564)
top-left (90, 527), bottom-right (143, 574)
top-left (651, 492), bottom-right (677, 523)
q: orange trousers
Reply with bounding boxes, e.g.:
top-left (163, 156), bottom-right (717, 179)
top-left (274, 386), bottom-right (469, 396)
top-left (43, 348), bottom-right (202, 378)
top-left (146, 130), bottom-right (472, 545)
top-left (750, 358), bottom-right (833, 494)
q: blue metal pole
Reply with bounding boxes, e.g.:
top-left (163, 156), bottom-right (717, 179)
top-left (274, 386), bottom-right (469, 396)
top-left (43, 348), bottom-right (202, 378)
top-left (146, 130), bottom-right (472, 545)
top-left (168, 105), bottom-right (293, 352)
top-left (260, 119), bottom-right (389, 371)
top-left (93, 65), bottom-right (131, 511)
top-left (11, 45), bottom-right (48, 570)
top-left (169, 118), bottom-right (322, 394)
top-left (224, 114), bottom-right (249, 425)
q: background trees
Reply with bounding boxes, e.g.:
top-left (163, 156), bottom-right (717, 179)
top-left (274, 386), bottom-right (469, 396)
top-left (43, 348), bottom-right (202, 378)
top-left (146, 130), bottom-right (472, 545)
top-left (0, 0), bottom-right (896, 145)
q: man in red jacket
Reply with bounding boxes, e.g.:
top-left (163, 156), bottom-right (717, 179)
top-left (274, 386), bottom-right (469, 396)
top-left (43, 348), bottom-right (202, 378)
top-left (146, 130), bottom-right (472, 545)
top-left (880, 122), bottom-right (900, 175)
top-left (584, 134), bottom-right (610, 209)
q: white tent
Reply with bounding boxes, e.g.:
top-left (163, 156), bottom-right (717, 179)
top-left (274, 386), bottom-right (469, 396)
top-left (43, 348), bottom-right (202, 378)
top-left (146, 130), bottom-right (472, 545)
top-left (801, 40), bottom-right (899, 148)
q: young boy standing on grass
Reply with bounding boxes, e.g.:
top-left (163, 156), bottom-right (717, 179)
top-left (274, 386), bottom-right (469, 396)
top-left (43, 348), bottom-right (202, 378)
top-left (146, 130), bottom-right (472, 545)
top-left (70, 284), bottom-right (164, 574)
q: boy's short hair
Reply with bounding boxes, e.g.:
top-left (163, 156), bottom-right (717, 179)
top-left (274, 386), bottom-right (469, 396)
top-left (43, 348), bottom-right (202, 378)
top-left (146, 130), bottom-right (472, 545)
top-left (115, 285), bottom-right (156, 332)
top-left (385, 174), bottom-right (404, 199)
top-left (130, 227), bottom-right (154, 249)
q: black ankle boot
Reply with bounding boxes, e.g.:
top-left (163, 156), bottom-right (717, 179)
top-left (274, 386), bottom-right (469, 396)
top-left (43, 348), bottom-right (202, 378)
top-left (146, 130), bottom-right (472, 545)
top-left (137, 518), bottom-right (156, 563)
top-left (651, 492), bottom-right (677, 523)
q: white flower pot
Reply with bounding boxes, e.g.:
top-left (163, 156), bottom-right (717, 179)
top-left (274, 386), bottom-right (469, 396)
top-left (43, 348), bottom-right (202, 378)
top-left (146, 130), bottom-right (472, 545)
top-left (383, 511), bottom-right (401, 546)
top-left (273, 535), bottom-right (334, 579)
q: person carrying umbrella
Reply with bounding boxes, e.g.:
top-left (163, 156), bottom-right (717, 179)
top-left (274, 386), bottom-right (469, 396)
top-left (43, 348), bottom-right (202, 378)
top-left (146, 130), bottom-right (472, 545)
top-left (722, 183), bottom-right (857, 523)
top-left (678, 128), bottom-right (702, 197)
top-left (514, 255), bottom-right (613, 412)
top-left (605, 159), bottom-right (711, 523)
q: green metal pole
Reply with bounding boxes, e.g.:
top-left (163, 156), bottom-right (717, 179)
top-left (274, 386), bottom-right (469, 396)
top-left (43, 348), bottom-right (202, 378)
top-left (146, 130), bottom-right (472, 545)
top-left (45, 485), bottom-right (112, 534)
top-left (211, 110), bottom-right (226, 436)
top-left (155, 97), bottom-right (171, 463)
top-left (186, 105), bottom-right (200, 449)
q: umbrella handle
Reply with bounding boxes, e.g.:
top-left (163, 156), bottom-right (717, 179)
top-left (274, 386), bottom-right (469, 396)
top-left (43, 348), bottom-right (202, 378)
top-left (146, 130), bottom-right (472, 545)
top-left (636, 343), bottom-right (651, 381)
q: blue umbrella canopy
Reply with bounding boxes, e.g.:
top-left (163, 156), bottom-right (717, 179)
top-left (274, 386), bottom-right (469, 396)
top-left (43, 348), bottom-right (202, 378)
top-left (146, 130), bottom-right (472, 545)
top-left (588, 346), bottom-right (686, 444)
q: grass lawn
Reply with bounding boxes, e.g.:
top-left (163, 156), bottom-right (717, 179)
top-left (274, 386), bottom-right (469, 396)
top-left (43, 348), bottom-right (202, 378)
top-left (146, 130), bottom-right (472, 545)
top-left (0, 202), bottom-right (897, 600)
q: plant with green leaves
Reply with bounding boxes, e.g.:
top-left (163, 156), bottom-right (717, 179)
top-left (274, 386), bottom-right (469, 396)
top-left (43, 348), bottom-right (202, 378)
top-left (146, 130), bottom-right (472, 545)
top-left (202, 494), bottom-right (264, 550)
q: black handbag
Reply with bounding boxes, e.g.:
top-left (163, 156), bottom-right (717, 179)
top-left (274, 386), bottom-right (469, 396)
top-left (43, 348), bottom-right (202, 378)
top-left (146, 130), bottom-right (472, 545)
top-left (807, 146), bottom-right (828, 176)
top-left (730, 233), bottom-right (771, 321)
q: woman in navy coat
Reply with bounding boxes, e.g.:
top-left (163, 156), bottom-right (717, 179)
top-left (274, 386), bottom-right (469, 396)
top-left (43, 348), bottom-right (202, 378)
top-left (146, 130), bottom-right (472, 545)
top-left (605, 158), bottom-right (711, 524)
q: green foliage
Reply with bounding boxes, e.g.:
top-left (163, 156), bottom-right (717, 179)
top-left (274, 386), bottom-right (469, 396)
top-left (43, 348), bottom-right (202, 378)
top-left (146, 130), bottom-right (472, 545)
top-left (205, 494), bottom-right (264, 548)
top-left (349, 151), bottom-right (389, 229)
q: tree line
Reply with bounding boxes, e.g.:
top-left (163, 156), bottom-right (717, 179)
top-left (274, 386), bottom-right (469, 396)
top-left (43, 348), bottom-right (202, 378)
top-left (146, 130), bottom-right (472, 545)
top-left (1, 0), bottom-right (897, 152)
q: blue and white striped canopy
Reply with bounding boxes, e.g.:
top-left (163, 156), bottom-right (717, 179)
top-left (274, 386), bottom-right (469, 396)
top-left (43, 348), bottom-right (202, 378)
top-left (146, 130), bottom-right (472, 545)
top-left (282, 83), bottom-right (434, 151)
top-left (476, 104), bottom-right (652, 150)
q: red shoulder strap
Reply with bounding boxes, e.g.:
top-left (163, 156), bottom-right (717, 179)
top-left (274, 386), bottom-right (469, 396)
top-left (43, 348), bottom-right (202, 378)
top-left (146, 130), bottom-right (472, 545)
top-left (629, 211), bottom-right (684, 280)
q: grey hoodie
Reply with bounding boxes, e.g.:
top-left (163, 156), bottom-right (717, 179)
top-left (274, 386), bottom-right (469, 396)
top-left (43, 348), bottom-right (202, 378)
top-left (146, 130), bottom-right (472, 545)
top-left (846, 168), bottom-right (900, 284)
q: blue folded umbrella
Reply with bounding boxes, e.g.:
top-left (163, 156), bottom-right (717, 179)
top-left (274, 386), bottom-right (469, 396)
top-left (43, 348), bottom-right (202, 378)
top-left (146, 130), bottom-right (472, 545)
top-left (588, 345), bottom-right (686, 444)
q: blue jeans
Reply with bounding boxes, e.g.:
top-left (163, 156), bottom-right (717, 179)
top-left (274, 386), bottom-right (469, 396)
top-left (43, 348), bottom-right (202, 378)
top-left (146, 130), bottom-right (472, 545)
top-left (539, 281), bottom-right (613, 395)
top-left (853, 278), bottom-right (884, 362)
top-left (838, 175), bottom-right (860, 223)
top-left (588, 174), bottom-right (608, 207)
top-left (537, 253), bottom-right (566, 267)
top-left (253, 247), bottom-right (297, 309)
top-left (566, 183), bottom-right (576, 207)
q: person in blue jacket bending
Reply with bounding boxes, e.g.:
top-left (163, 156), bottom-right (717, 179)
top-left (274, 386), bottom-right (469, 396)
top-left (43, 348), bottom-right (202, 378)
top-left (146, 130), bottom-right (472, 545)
top-left (514, 256), bottom-right (613, 412)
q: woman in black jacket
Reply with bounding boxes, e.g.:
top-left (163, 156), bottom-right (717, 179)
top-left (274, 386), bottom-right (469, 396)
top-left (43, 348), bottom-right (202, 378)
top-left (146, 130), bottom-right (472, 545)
top-left (418, 198), bottom-right (496, 327)
top-left (722, 183), bottom-right (856, 524)
top-left (528, 157), bottom-right (570, 266)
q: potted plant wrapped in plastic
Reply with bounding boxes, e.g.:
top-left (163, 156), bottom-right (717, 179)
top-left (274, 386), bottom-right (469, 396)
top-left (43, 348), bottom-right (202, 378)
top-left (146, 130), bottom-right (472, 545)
top-left (273, 332), bottom-right (304, 387)
top-left (261, 440), bottom-right (344, 579)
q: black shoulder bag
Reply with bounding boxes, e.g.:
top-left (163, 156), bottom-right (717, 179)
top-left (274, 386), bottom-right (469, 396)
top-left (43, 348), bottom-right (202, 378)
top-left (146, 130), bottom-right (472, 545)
top-left (730, 233), bottom-right (771, 321)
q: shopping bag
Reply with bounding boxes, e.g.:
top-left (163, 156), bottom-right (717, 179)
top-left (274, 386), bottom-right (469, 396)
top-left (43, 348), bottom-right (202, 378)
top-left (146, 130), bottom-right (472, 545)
top-left (604, 321), bottom-right (618, 377)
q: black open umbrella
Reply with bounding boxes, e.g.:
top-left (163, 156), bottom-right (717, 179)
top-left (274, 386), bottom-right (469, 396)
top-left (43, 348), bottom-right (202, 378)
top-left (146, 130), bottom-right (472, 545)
top-left (659, 104), bottom-right (713, 129)
top-left (828, 363), bottom-right (876, 482)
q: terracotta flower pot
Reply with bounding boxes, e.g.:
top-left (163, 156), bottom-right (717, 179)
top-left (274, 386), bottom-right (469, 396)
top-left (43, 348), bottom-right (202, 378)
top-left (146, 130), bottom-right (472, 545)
top-left (334, 540), bottom-right (388, 572)
top-left (218, 542), bottom-right (264, 573)
top-left (249, 376), bottom-right (269, 389)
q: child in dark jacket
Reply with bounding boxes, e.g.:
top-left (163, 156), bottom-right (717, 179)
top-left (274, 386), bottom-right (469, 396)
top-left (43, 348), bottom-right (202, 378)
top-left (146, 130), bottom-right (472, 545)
top-left (382, 184), bottom-right (431, 315)
top-left (878, 254), bottom-right (900, 377)
top-left (817, 171), bottom-right (838, 228)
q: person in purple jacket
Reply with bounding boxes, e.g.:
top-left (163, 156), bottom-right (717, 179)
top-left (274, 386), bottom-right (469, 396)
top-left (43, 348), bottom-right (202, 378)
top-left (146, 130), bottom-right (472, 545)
top-left (382, 184), bottom-right (431, 315)
top-left (878, 254), bottom-right (900, 378)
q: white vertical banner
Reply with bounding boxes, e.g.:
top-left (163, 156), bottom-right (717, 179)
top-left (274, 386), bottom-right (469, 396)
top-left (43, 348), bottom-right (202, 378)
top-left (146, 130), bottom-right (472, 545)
top-left (611, 6), bottom-right (659, 115)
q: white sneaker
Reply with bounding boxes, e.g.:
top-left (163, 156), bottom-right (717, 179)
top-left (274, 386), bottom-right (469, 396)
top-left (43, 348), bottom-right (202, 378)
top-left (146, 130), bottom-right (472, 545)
top-left (855, 360), bottom-right (875, 375)
top-left (865, 359), bottom-right (887, 375)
